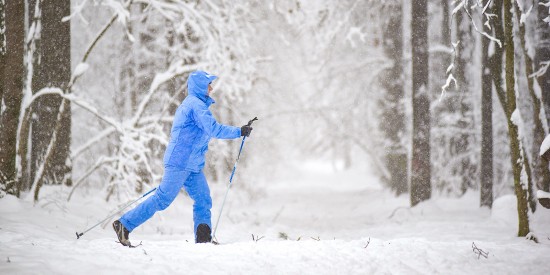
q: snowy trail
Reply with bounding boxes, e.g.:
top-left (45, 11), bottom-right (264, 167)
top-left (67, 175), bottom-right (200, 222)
top-left (1, 164), bottom-right (550, 274)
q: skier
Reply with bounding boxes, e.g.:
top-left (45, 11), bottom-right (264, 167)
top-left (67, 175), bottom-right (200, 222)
top-left (113, 70), bottom-right (253, 246)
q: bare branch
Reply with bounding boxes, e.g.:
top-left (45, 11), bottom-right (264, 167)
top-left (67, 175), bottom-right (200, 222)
top-left (67, 157), bottom-right (118, 202)
top-left (71, 127), bottom-right (116, 159)
top-left (364, 237), bottom-right (371, 249)
top-left (30, 100), bottom-right (70, 202)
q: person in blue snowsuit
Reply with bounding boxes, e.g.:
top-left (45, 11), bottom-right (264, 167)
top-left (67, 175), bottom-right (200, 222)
top-left (113, 70), bottom-right (253, 245)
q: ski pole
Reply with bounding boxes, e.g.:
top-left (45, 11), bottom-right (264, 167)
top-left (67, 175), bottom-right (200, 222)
top-left (212, 117), bottom-right (258, 241)
top-left (75, 187), bottom-right (157, 239)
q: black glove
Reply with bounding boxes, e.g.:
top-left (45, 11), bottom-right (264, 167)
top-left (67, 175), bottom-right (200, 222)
top-left (241, 125), bottom-right (253, 137)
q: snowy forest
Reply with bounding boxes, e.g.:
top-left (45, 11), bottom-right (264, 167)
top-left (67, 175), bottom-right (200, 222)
top-left (1, 0), bottom-right (550, 274)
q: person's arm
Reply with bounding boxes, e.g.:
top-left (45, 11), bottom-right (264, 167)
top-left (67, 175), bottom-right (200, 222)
top-left (192, 104), bottom-right (241, 139)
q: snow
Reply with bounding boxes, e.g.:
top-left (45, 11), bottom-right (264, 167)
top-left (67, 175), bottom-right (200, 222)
top-left (452, 1), bottom-right (464, 15)
top-left (540, 134), bottom-right (550, 156)
top-left (1, 162), bottom-right (550, 274)
top-left (538, 190), bottom-right (550, 199)
top-left (511, 109), bottom-right (521, 126)
top-left (73, 63), bottom-right (90, 79)
top-left (519, 5), bottom-right (533, 25)
top-left (103, 0), bottom-right (130, 25)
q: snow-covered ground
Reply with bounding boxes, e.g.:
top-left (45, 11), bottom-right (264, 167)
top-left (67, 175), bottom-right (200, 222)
top-left (1, 163), bottom-right (550, 274)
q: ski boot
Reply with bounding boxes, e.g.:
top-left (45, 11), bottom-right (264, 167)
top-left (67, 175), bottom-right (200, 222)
top-left (195, 224), bottom-right (212, 243)
top-left (113, 220), bottom-right (132, 247)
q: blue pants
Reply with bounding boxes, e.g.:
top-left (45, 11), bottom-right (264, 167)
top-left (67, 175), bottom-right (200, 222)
top-left (120, 169), bottom-right (212, 236)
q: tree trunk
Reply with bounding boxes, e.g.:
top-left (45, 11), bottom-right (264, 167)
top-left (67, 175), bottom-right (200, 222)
top-left (453, 9), bottom-right (476, 194)
top-left (442, 0), bottom-right (450, 45)
top-left (410, 0), bottom-right (431, 207)
top-left (480, 0), bottom-right (494, 208)
top-left (30, 0), bottom-right (72, 192)
top-left (504, 0), bottom-right (530, 237)
top-left (491, 0), bottom-right (506, 110)
top-left (18, 0), bottom-right (39, 193)
top-left (380, 2), bottom-right (407, 195)
top-left (535, 0), bottom-right (550, 192)
top-left (536, 0), bottom-right (550, 129)
top-left (0, 0), bottom-right (5, 114)
top-left (0, 0), bottom-right (24, 194)
top-left (514, 0), bottom-right (547, 210)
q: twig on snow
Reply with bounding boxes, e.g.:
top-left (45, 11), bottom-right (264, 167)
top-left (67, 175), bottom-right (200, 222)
top-left (251, 234), bottom-right (264, 242)
top-left (364, 238), bottom-right (371, 249)
top-left (525, 232), bottom-right (539, 243)
top-left (472, 242), bottom-right (489, 259)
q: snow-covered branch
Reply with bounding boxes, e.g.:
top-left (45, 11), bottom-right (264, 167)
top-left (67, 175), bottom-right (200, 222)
top-left (26, 87), bottom-right (122, 131)
top-left (530, 61), bottom-right (550, 78)
top-left (443, 0), bottom-right (501, 96)
top-left (131, 61), bottom-right (206, 127)
top-left (62, 0), bottom-right (90, 24)
top-left (541, 1), bottom-right (550, 27)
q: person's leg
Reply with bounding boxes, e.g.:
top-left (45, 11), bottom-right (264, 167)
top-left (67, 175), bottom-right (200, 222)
top-left (183, 171), bottom-right (212, 241)
top-left (119, 169), bottom-right (190, 232)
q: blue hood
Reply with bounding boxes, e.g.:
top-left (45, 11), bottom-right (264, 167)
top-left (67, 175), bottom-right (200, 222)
top-left (187, 70), bottom-right (218, 105)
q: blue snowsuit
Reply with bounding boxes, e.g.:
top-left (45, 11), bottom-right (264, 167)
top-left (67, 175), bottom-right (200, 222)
top-left (120, 71), bottom-right (241, 236)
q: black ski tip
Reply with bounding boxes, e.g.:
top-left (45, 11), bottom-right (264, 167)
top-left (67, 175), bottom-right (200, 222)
top-left (76, 232), bottom-right (83, 239)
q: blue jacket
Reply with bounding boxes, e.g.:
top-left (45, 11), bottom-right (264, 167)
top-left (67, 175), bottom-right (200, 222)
top-left (163, 71), bottom-right (241, 171)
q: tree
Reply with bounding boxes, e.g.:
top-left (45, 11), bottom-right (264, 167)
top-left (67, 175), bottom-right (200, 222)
top-left (452, 6), bottom-right (477, 194)
top-left (0, 0), bottom-right (24, 194)
top-left (514, 0), bottom-right (548, 209)
top-left (410, 0), bottom-right (431, 206)
top-left (432, 0), bottom-right (469, 196)
top-left (503, 0), bottom-right (530, 237)
top-left (380, 2), bottom-right (407, 195)
top-left (0, 0), bottom-right (4, 114)
top-left (536, 0), bottom-right (550, 128)
top-left (29, 0), bottom-right (72, 193)
top-left (480, 0), bottom-right (496, 208)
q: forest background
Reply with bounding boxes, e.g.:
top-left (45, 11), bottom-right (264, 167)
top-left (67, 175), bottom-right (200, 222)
top-left (1, 0), bottom-right (550, 240)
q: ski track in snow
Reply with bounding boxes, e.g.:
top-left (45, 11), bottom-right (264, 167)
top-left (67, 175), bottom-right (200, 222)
top-left (1, 164), bottom-right (550, 274)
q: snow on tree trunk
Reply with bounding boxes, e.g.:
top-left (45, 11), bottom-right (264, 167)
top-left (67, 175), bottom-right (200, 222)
top-left (410, 0), bottom-right (431, 207)
top-left (536, 0), bottom-right (550, 128)
top-left (504, 0), bottom-right (530, 237)
top-left (513, 0), bottom-right (550, 201)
